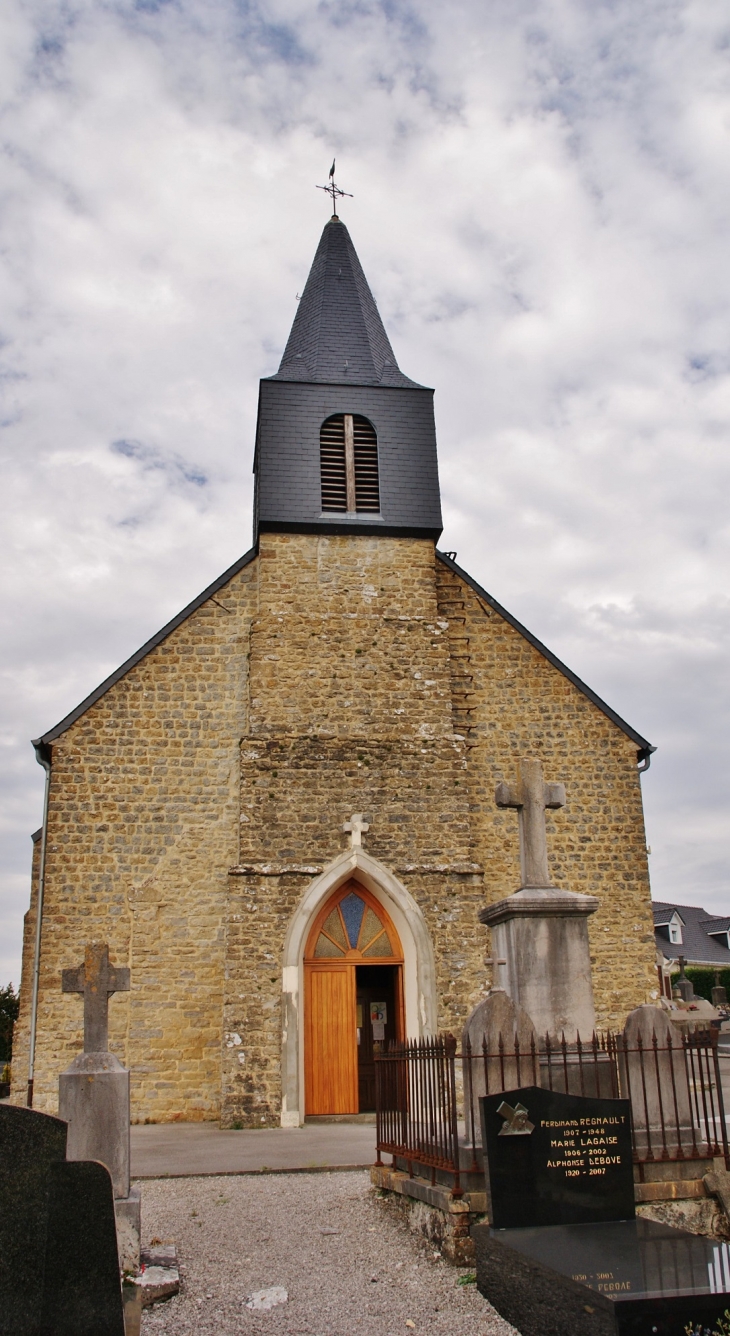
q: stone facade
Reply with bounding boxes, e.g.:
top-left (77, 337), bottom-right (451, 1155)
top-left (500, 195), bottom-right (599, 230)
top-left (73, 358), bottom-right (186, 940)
top-left (12, 532), bottom-right (656, 1125)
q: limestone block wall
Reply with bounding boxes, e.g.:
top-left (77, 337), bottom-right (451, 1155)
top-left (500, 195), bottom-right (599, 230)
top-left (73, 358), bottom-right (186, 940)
top-left (12, 561), bottom-right (258, 1120)
top-left (219, 533), bottom-right (655, 1124)
top-left (434, 563), bottom-right (657, 1030)
top-left (221, 533), bottom-right (478, 1124)
top-left (12, 529), bottom-right (656, 1126)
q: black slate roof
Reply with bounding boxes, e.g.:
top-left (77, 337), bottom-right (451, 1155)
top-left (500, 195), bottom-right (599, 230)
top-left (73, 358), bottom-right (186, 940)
top-left (653, 900), bottom-right (730, 965)
top-left (702, 917), bottom-right (730, 934)
top-left (652, 908), bottom-right (678, 928)
top-left (270, 217), bottom-right (421, 388)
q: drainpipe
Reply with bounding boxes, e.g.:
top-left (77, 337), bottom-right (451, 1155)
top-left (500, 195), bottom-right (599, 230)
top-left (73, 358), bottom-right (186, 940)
top-left (27, 740), bottom-right (52, 1108)
top-left (637, 745), bottom-right (656, 774)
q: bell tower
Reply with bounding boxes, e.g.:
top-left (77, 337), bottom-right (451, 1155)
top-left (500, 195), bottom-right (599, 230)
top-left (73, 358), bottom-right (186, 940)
top-left (253, 216), bottom-right (443, 542)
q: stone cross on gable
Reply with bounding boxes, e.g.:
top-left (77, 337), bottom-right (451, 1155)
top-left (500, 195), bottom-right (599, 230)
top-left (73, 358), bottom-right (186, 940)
top-left (495, 757), bottom-right (566, 889)
top-left (343, 813), bottom-right (370, 848)
top-left (62, 943), bottom-right (130, 1054)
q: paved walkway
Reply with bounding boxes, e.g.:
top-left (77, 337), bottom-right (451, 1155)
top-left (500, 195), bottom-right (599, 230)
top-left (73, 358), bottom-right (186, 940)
top-left (131, 1122), bottom-right (378, 1178)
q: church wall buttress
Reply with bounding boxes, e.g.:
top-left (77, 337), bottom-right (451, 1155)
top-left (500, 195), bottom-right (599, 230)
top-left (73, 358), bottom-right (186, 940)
top-left (9, 835), bottom-right (42, 1105)
top-left (223, 532), bottom-right (478, 1126)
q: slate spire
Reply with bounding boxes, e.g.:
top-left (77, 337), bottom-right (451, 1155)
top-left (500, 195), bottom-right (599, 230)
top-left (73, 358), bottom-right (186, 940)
top-left (272, 217), bottom-right (420, 388)
top-left (254, 217), bottom-right (442, 541)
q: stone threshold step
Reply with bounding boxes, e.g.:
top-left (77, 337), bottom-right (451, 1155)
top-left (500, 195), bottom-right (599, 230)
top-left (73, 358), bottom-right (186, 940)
top-left (304, 1114), bottom-right (377, 1124)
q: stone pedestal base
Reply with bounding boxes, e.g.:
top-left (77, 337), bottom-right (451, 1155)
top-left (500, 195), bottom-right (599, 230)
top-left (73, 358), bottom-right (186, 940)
top-left (115, 1187), bottom-right (141, 1273)
top-left (480, 887), bottom-right (598, 1041)
top-left (59, 1051), bottom-right (131, 1199)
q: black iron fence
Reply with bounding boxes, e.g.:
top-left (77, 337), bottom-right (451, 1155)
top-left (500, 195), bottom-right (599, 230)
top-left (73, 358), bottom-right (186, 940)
top-left (374, 1027), bottom-right (730, 1188)
top-left (375, 1035), bottom-right (463, 1195)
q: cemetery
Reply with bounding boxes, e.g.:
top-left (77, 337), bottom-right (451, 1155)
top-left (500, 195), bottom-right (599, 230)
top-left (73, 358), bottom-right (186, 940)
top-left (3, 756), bottom-right (730, 1334)
top-left (370, 759), bottom-right (730, 1335)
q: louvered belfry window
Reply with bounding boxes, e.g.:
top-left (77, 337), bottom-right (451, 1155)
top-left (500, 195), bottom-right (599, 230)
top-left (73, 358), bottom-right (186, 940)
top-left (320, 414), bottom-right (380, 514)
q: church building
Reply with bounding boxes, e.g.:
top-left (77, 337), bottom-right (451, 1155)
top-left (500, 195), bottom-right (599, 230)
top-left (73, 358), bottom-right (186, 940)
top-left (13, 213), bottom-right (658, 1126)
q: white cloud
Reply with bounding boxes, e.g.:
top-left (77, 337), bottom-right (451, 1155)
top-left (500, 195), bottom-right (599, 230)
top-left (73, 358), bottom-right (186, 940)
top-left (2, 0), bottom-right (730, 984)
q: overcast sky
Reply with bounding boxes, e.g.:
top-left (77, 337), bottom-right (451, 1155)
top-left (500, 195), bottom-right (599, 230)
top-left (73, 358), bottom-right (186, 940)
top-left (1, 0), bottom-right (729, 987)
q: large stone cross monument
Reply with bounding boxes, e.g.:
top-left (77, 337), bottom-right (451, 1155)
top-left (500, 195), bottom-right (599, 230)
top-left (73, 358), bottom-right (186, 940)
top-left (59, 942), bottom-right (140, 1271)
top-left (495, 757), bottom-right (566, 888)
top-left (62, 942), bottom-right (130, 1054)
top-left (480, 757), bottom-right (599, 1041)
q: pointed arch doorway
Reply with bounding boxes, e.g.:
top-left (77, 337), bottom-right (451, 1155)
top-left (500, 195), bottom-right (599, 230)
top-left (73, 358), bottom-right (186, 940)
top-left (304, 879), bottom-right (404, 1115)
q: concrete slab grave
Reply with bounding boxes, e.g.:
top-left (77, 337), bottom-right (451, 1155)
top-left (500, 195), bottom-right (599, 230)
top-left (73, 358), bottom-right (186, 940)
top-left (473, 1044), bottom-right (730, 1330)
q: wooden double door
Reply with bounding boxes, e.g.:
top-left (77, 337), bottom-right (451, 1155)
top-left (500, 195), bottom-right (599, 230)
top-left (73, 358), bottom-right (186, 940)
top-left (304, 881), bottom-right (404, 1116)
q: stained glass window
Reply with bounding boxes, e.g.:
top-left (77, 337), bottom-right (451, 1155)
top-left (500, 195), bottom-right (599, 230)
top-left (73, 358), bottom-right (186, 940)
top-left (309, 888), bottom-right (398, 960)
top-left (340, 893), bottom-right (366, 947)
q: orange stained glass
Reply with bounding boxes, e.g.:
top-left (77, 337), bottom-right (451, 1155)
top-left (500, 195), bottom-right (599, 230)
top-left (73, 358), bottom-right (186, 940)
top-left (305, 880), bottom-right (403, 962)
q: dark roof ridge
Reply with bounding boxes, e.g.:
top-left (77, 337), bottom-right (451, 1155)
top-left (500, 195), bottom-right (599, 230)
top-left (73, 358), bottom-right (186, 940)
top-left (653, 900), bottom-right (713, 913)
top-left (261, 374), bottom-right (433, 391)
top-left (34, 547), bottom-right (257, 747)
top-left (436, 550), bottom-right (654, 760)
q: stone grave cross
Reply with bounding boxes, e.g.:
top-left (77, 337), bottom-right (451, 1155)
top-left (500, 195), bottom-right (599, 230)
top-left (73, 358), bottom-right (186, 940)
top-left (62, 942), bottom-right (130, 1054)
top-left (495, 757), bottom-right (565, 888)
top-left (343, 813), bottom-right (370, 848)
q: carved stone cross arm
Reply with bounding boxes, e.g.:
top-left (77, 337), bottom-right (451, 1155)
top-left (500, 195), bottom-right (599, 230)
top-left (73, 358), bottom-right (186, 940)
top-left (62, 942), bottom-right (130, 1055)
top-left (495, 757), bottom-right (566, 889)
top-left (343, 813), bottom-right (370, 848)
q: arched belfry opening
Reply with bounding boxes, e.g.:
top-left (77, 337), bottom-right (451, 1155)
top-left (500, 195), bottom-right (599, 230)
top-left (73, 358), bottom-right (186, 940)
top-left (304, 879), bottom-right (403, 1116)
top-left (320, 413), bottom-right (380, 514)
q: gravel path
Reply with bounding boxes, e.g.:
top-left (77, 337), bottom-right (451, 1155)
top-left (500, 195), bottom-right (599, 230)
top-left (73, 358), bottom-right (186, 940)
top-left (139, 1170), bottom-right (519, 1336)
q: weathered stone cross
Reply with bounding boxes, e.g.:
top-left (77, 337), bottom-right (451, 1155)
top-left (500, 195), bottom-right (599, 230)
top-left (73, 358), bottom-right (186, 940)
top-left (62, 942), bottom-right (130, 1054)
top-left (495, 757), bottom-right (566, 888)
top-left (343, 813), bottom-right (370, 847)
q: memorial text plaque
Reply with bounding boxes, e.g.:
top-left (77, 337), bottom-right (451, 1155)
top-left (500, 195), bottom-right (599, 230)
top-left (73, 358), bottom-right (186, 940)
top-left (480, 1085), bottom-right (635, 1229)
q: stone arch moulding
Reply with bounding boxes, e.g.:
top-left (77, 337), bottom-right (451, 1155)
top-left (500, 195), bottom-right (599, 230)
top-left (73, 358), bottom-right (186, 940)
top-left (280, 848), bottom-right (438, 1127)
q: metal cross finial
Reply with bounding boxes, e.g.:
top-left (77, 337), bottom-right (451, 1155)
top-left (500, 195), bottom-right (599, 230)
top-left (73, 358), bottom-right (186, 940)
top-left (62, 942), bottom-right (130, 1054)
top-left (343, 813), bottom-right (370, 848)
top-left (316, 159), bottom-right (353, 218)
top-left (495, 757), bottom-right (566, 889)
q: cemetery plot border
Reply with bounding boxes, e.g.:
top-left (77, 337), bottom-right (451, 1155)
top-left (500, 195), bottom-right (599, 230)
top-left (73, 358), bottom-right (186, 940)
top-left (374, 1026), bottom-right (730, 1191)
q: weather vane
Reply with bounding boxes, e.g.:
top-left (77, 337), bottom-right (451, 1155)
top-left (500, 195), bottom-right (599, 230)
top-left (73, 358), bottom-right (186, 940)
top-left (316, 159), bottom-right (353, 217)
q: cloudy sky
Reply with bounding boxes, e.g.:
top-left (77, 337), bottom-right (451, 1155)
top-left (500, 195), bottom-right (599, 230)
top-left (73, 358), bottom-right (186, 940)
top-left (1, 0), bottom-right (729, 987)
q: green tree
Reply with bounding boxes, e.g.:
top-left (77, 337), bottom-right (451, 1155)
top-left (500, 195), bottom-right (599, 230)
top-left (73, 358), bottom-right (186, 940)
top-left (0, 983), bottom-right (19, 1064)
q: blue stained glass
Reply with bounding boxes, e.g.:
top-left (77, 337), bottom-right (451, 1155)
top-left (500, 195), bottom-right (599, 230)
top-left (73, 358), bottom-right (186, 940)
top-left (340, 893), bottom-right (366, 948)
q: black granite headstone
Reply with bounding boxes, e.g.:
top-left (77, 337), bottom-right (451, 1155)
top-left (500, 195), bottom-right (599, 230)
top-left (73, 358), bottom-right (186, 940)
top-left (40, 1160), bottom-right (125, 1336)
top-left (0, 1103), bottom-right (67, 1335)
top-left (480, 1085), bottom-right (635, 1228)
top-left (0, 1105), bottom-right (125, 1336)
top-left (472, 1217), bottom-right (730, 1336)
